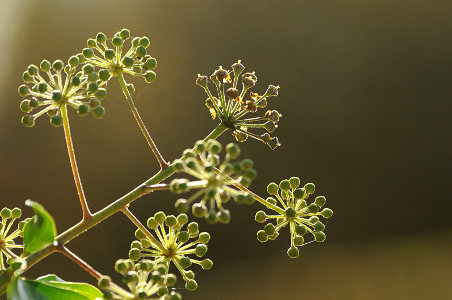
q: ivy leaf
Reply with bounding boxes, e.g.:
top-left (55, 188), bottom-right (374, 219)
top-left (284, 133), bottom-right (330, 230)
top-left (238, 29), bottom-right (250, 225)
top-left (7, 275), bottom-right (103, 300)
top-left (22, 200), bottom-right (57, 256)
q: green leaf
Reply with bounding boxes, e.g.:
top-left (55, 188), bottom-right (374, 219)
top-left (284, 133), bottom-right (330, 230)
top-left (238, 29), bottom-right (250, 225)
top-left (22, 200), bottom-right (57, 256)
top-left (7, 275), bottom-right (103, 300)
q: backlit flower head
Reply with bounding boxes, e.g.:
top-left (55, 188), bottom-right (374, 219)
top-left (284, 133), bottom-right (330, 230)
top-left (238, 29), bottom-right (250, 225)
top-left (196, 60), bottom-right (281, 149)
top-left (170, 140), bottom-right (256, 224)
top-left (18, 57), bottom-right (108, 127)
top-left (129, 212), bottom-right (212, 291)
top-left (98, 259), bottom-right (181, 300)
top-left (80, 29), bottom-right (157, 87)
top-left (254, 177), bottom-right (333, 258)
top-left (0, 207), bottom-right (29, 270)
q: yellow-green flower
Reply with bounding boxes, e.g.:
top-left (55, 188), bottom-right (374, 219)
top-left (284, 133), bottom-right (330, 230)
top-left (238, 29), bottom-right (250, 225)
top-left (0, 208), bottom-right (28, 270)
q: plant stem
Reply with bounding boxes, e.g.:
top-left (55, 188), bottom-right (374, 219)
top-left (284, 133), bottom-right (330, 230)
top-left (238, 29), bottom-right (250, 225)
top-left (57, 244), bottom-right (101, 280)
top-left (61, 104), bottom-right (92, 220)
top-left (116, 71), bottom-right (168, 170)
top-left (0, 123), bottom-right (228, 296)
top-left (121, 207), bottom-right (166, 252)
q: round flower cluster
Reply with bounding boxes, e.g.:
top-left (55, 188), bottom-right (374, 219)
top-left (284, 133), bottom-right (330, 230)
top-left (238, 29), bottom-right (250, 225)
top-left (170, 140), bottom-right (256, 224)
top-left (129, 212), bottom-right (212, 291)
top-left (196, 60), bottom-right (281, 149)
top-left (0, 207), bottom-right (29, 270)
top-left (99, 259), bottom-right (181, 300)
top-left (18, 56), bottom-right (107, 127)
top-left (254, 177), bottom-right (333, 258)
top-left (80, 29), bottom-right (157, 85)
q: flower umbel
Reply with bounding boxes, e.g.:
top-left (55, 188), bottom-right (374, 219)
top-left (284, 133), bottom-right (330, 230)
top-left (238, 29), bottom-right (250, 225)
top-left (129, 212), bottom-right (212, 291)
top-left (170, 140), bottom-right (256, 224)
top-left (18, 56), bottom-right (108, 127)
top-left (0, 207), bottom-right (28, 270)
top-left (98, 259), bottom-right (181, 300)
top-left (196, 60), bottom-right (281, 149)
top-left (81, 29), bottom-right (157, 85)
top-left (255, 178), bottom-right (333, 258)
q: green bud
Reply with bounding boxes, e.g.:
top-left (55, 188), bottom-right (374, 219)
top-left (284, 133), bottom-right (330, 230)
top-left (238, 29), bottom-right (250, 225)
top-left (52, 60), bottom-right (64, 71)
top-left (295, 225), bottom-right (307, 236)
top-left (279, 179), bottom-right (291, 191)
top-left (177, 213), bottom-right (188, 225)
top-left (263, 121), bottom-right (276, 133)
top-left (98, 276), bottom-right (111, 290)
top-left (21, 114), bottom-right (35, 127)
top-left (185, 279), bottom-right (198, 291)
top-left (22, 71), bottom-right (33, 82)
top-left (201, 258), bottom-right (213, 270)
top-left (208, 140), bottom-right (222, 154)
top-left (187, 222), bottom-right (198, 234)
top-left (136, 45), bottom-right (147, 57)
top-left (165, 215), bottom-right (177, 227)
top-left (11, 208), bottom-right (22, 218)
top-left (198, 232), bottom-right (210, 244)
top-left (308, 204), bottom-right (320, 213)
top-left (179, 257), bottom-right (192, 269)
top-left (154, 211), bottom-right (166, 224)
top-left (68, 56), bottom-right (79, 68)
top-left (144, 57), bottom-right (157, 70)
top-left (83, 64), bottom-right (94, 75)
top-left (20, 100), bottom-right (32, 113)
top-left (135, 229), bottom-right (146, 240)
top-left (293, 236), bottom-right (304, 246)
top-left (293, 188), bottom-right (305, 200)
top-left (71, 76), bottom-right (81, 86)
top-left (285, 207), bottom-right (296, 218)
top-left (82, 48), bottom-right (94, 58)
top-left (304, 183), bottom-right (315, 194)
top-left (309, 216), bottom-right (319, 224)
top-left (175, 198), bottom-right (188, 213)
top-left (321, 208), bottom-right (333, 218)
top-left (166, 274), bottom-right (177, 286)
top-left (104, 49), bottom-right (115, 60)
top-left (129, 248), bottom-right (141, 261)
top-left (195, 243), bottom-right (208, 257)
top-left (144, 71), bottom-right (156, 83)
top-left (257, 230), bottom-right (268, 242)
top-left (40, 59), bottom-right (51, 72)
top-left (289, 177), bottom-right (300, 189)
top-left (96, 88), bottom-right (107, 99)
top-left (267, 182), bottom-right (279, 195)
top-left (96, 32), bottom-right (107, 44)
top-left (217, 209), bottom-right (231, 224)
top-left (120, 28), bottom-right (130, 39)
top-left (255, 211), bottom-right (267, 223)
top-left (225, 143), bottom-right (240, 159)
top-left (28, 64), bottom-right (38, 76)
top-left (178, 231), bottom-right (190, 243)
top-left (192, 203), bottom-right (207, 218)
top-left (314, 196), bottom-right (326, 207)
top-left (205, 210), bottom-right (218, 224)
top-left (92, 106), bottom-right (105, 118)
top-left (75, 104), bottom-right (88, 116)
top-left (141, 239), bottom-right (151, 248)
top-left (313, 221), bottom-right (325, 231)
top-left (122, 56), bottom-right (134, 68)
top-left (266, 197), bottom-right (277, 206)
top-left (50, 115), bottom-right (63, 127)
top-left (241, 159), bottom-right (253, 170)
top-left (130, 240), bottom-right (142, 249)
top-left (88, 82), bottom-right (99, 94)
top-left (287, 246), bottom-right (299, 258)
top-left (18, 85), bottom-right (29, 97)
top-left (112, 36), bottom-right (123, 47)
top-left (139, 37), bottom-right (150, 48)
top-left (131, 37), bottom-right (140, 47)
top-left (1, 208), bottom-right (12, 219)
top-left (245, 169), bottom-right (257, 180)
top-left (264, 223), bottom-right (276, 236)
top-left (89, 98), bottom-right (101, 108)
top-left (314, 231), bottom-right (326, 242)
top-left (37, 83), bottom-right (47, 93)
top-left (29, 97), bottom-right (39, 108)
top-left (52, 90), bottom-right (63, 102)
top-left (127, 83), bottom-right (135, 94)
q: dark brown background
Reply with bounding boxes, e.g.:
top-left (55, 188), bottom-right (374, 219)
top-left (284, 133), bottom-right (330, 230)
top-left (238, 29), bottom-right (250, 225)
top-left (1, 0), bottom-right (451, 299)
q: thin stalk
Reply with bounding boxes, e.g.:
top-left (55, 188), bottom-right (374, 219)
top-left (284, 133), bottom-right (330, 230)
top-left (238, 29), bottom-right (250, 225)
top-left (61, 104), bottom-right (92, 220)
top-left (116, 71), bottom-right (168, 170)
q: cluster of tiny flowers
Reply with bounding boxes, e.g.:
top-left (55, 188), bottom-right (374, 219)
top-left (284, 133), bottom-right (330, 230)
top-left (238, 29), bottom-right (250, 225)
top-left (170, 140), bottom-right (256, 224)
top-left (81, 29), bottom-right (157, 86)
top-left (0, 208), bottom-right (29, 270)
top-left (255, 178), bottom-right (333, 258)
top-left (18, 56), bottom-right (107, 127)
top-left (196, 60), bottom-right (281, 149)
top-left (98, 259), bottom-right (181, 300)
top-left (129, 212), bottom-right (212, 291)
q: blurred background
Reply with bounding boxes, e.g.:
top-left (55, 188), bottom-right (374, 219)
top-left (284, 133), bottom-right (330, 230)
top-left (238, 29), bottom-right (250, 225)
top-left (1, 0), bottom-right (451, 299)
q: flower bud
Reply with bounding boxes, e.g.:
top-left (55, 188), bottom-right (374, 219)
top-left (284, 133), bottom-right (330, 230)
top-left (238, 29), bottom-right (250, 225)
top-left (287, 246), bottom-right (299, 258)
top-left (40, 59), bottom-right (51, 72)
